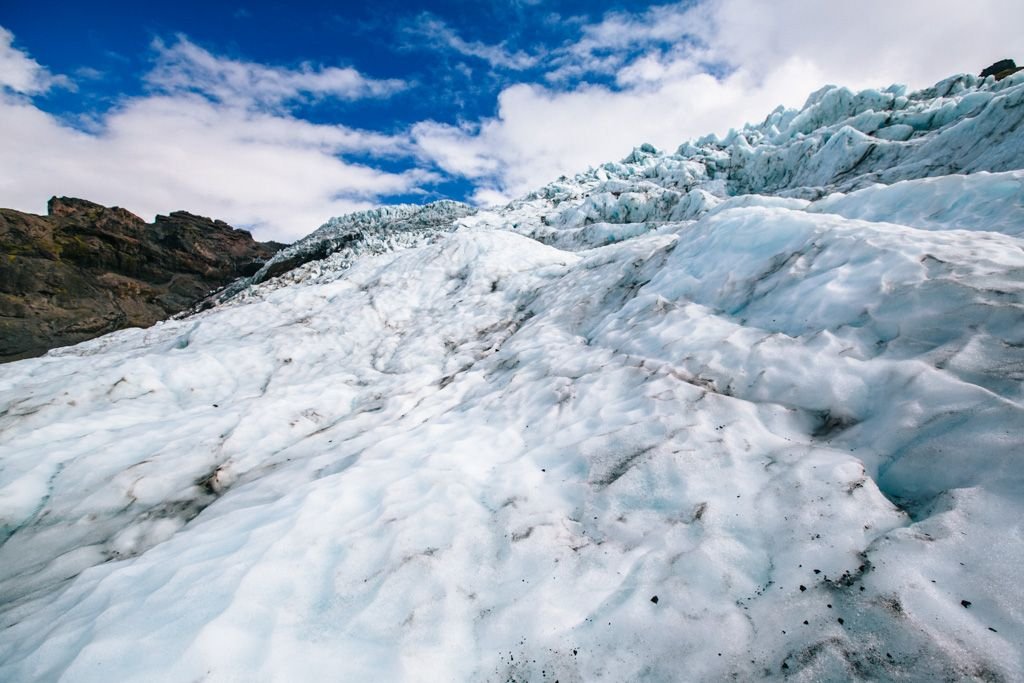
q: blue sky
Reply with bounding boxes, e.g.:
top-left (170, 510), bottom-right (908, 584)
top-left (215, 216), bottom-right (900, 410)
top-left (6, 1), bottom-right (600, 128)
top-left (2, 0), bottom-right (1022, 240)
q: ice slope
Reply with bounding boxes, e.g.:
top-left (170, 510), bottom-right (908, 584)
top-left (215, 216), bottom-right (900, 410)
top-left (1, 73), bottom-right (1023, 682)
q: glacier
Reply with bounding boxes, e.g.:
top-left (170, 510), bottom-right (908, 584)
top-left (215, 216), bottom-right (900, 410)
top-left (1, 72), bottom-right (1023, 681)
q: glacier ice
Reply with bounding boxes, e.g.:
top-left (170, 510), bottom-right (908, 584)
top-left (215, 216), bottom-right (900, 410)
top-left (1, 72), bottom-right (1023, 681)
top-left (216, 200), bottom-right (476, 303)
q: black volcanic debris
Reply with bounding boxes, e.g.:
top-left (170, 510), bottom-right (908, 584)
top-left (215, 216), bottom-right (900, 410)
top-left (0, 197), bottom-right (283, 361)
top-left (980, 59), bottom-right (1022, 80)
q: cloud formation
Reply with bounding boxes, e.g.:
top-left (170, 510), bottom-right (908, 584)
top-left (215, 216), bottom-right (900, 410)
top-left (0, 27), bottom-right (72, 94)
top-left (0, 33), bottom-right (423, 241)
top-left (404, 15), bottom-right (540, 71)
top-left (147, 36), bottom-right (407, 108)
top-left (557, 0), bottom-right (1024, 89)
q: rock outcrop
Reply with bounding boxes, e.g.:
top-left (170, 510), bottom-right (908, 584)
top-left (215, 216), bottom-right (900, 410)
top-left (0, 197), bottom-right (284, 362)
top-left (980, 58), bottom-right (1023, 80)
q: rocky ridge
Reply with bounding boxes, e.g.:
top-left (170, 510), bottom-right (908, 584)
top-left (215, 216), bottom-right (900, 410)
top-left (0, 197), bottom-right (283, 362)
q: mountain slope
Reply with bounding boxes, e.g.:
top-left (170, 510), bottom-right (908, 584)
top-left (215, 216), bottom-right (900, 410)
top-left (0, 197), bottom-right (284, 362)
top-left (1, 72), bottom-right (1023, 681)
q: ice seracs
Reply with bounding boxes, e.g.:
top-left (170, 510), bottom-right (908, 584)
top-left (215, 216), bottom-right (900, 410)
top-left (217, 200), bottom-right (475, 302)
top-left (1, 71), bottom-right (1023, 681)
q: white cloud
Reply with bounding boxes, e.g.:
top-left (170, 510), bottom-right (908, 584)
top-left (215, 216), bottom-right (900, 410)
top-left (692, 0), bottom-right (1024, 90)
top-left (0, 27), bottom-right (72, 94)
top-left (405, 15), bottom-right (540, 71)
top-left (469, 187), bottom-right (516, 207)
top-left (147, 36), bottom-right (407, 108)
top-left (554, 0), bottom-right (1024, 89)
top-left (0, 30), bottom-right (429, 242)
top-left (416, 0), bottom-right (1024, 200)
top-left (411, 120), bottom-right (499, 178)
top-left (563, 2), bottom-right (700, 62)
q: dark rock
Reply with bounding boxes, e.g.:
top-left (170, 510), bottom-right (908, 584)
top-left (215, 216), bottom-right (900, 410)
top-left (650, 595), bottom-right (659, 604)
top-left (981, 59), bottom-right (1016, 78)
top-left (980, 59), bottom-right (1023, 81)
top-left (0, 197), bottom-right (284, 362)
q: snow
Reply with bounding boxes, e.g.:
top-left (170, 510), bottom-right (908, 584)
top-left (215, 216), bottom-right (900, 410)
top-left (1, 72), bottom-right (1023, 681)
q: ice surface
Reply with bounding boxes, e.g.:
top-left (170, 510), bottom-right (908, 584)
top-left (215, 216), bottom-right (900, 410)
top-left (1, 73), bottom-right (1023, 681)
top-left (809, 171), bottom-right (1024, 236)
